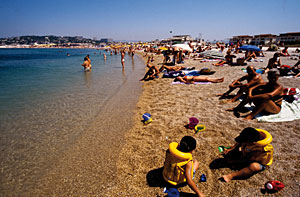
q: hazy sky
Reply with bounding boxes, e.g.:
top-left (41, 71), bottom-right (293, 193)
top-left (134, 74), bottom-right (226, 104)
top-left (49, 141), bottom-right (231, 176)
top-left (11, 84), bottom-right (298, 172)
top-left (0, 0), bottom-right (299, 41)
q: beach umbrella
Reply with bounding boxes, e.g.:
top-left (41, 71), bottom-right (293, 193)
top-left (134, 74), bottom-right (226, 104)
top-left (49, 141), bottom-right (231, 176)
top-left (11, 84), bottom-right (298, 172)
top-left (238, 45), bottom-right (261, 51)
top-left (172, 44), bottom-right (193, 52)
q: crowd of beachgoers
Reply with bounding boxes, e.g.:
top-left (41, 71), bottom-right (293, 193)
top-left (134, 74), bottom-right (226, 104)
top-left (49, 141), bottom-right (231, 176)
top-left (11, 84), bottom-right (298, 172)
top-left (107, 41), bottom-right (300, 196)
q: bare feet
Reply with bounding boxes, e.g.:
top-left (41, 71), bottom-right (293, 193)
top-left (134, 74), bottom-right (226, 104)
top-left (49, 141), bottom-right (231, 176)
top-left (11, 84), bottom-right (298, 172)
top-left (222, 174), bottom-right (233, 182)
top-left (226, 107), bottom-right (235, 112)
top-left (226, 99), bottom-right (236, 103)
top-left (243, 114), bottom-right (253, 120)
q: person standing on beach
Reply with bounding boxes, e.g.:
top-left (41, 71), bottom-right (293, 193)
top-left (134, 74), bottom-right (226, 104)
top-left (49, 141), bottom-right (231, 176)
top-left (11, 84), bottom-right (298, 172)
top-left (103, 53), bottom-right (107, 60)
top-left (121, 50), bottom-right (125, 68)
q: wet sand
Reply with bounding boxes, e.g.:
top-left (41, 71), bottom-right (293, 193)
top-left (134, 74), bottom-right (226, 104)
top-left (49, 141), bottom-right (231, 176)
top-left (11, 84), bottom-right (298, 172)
top-left (26, 57), bottom-right (145, 196)
top-left (114, 50), bottom-right (300, 196)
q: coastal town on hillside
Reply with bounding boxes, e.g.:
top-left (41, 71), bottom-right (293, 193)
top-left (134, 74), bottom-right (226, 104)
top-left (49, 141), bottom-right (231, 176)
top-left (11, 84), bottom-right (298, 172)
top-left (0, 32), bottom-right (299, 48)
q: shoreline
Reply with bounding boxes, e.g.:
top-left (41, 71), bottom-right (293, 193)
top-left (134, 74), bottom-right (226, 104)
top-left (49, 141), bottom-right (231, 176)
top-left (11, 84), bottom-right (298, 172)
top-left (17, 53), bottom-right (146, 196)
top-left (113, 50), bottom-right (300, 196)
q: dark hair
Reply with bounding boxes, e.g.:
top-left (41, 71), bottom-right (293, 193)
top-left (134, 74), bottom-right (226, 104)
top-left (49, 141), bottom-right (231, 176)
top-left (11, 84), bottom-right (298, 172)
top-left (235, 127), bottom-right (260, 143)
top-left (84, 57), bottom-right (88, 61)
top-left (178, 136), bottom-right (196, 152)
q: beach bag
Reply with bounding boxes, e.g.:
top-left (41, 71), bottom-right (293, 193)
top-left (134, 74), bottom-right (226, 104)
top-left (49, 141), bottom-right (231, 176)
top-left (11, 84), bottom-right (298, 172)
top-left (283, 88), bottom-right (296, 103)
top-left (279, 65), bottom-right (291, 76)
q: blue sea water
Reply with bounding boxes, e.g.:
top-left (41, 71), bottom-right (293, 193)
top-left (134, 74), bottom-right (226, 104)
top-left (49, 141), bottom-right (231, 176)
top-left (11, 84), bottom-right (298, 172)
top-left (0, 48), bottom-right (145, 194)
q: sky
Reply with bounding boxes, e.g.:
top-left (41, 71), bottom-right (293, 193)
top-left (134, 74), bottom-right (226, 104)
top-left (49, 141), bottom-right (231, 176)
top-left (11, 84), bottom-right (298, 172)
top-left (0, 0), bottom-right (299, 41)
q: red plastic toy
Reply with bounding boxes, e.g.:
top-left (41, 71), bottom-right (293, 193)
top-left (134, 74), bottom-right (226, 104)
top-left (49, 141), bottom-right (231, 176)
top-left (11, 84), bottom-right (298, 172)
top-left (265, 180), bottom-right (285, 191)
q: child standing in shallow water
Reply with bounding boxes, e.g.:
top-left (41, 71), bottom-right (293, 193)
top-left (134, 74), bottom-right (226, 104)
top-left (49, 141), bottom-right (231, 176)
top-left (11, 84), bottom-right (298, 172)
top-left (163, 136), bottom-right (205, 197)
top-left (221, 127), bottom-right (273, 182)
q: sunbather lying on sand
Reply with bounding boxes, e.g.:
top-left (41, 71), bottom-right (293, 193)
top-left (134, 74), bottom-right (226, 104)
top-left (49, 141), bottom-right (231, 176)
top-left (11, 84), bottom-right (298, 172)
top-left (159, 65), bottom-right (195, 72)
top-left (175, 76), bottom-right (224, 84)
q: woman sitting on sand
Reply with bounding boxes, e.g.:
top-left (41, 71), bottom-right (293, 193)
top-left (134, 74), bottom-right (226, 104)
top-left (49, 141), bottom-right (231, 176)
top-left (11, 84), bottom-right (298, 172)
top-left (175, 75), bottom-right (224, 84)
top-left (264, 53), bottom-right (281, 73)
top-left (245, 51), bottom-right (256, 62)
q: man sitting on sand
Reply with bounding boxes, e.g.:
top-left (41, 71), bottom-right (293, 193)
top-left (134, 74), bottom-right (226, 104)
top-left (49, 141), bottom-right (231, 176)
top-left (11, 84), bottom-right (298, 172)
top-left (219, 66), bottom-right (264, 102)
top-left (221, 127), bottom-right (273, 182)
top-left (140, 63), bottom-right (159, 81)
top-left (175, 75), bottom-right (224, 84)
top-left (227, 70), bottom-right (283, 120)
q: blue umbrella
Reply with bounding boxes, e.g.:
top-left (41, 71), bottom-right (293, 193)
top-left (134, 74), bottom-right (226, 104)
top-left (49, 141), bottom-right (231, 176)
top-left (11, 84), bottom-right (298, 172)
top-left (238, 45), bottom-right (261, 51)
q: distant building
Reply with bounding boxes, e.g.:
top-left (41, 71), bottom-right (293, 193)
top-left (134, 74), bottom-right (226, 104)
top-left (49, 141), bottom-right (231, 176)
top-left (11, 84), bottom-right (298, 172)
top-left (100, 38), bottom-right (113, 43)
top-left (276, 32), bottom-right (300, 45)
top-left (163, 35), bottom-right (193, 45)
top-left (229, 32), bottom-right (300, 46)
top-left (252, 34), bottom-right (277, 45)
top-left (229, 35), bottom-right (253, 44)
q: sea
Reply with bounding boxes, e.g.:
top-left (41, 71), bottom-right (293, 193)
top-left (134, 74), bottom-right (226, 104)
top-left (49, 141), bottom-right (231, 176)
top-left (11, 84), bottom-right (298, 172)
top-left (0, 48), bottom-right (145, 194)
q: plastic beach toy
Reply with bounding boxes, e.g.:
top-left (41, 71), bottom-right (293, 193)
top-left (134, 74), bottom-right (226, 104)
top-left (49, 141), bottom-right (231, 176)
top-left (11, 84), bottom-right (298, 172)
top-left (188, 117), bottom-right (199, 129)
top-left (218, 146), bottom-right (231, 153)
top-left (200, 174), bottom-right (206, 182)
top-left (142, 113), bottom-right (152, 124)
top-left (265, 180), bottom-right (285, 191)
top-left (163, 187), bottom-right (179, 197)
top-left (195, 124), bottom-right (206, 133)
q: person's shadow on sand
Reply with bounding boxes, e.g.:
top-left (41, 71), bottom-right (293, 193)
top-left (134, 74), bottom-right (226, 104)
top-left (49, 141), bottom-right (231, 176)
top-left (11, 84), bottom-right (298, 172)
top-left (146, 167), bottom-right (200, 196)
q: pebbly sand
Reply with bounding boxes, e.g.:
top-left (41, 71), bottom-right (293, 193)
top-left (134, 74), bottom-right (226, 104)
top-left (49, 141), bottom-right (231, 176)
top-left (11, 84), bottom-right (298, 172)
top-left (113, 51), bottom-right (300, 196)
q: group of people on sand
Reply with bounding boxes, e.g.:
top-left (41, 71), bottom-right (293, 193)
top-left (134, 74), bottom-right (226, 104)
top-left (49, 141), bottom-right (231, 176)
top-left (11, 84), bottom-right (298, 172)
top-left (163, 125), bottom-right (274, 196)
top-left (138, 49), bottom-right (288, 196)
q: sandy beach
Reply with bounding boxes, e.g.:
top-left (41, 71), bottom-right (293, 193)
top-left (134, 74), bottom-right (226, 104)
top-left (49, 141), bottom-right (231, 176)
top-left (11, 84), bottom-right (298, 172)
top-left (113, 50), bottom-right (300, 196)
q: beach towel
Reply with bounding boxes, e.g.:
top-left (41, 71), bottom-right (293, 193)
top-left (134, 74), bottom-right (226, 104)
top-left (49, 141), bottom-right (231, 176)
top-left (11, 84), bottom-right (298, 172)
top-left (242, 68), bottom-right (264, 74)
top-left (162, 71), bottom-right (184, 78)
top-left (253, 88), bottom-right (300, 122)
top-left (200, 59), bottom-right (222, 62)
top-left (255, 99), bottom-right (300, 122)
top-left (172, 81), bottom-right (211, 85)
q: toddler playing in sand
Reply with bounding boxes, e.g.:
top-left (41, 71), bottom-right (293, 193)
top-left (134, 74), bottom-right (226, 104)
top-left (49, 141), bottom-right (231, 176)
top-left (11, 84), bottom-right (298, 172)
top-left (163, 136), bottom-right (205, 197)
top-left (221, 127), bottom-right (273, 182)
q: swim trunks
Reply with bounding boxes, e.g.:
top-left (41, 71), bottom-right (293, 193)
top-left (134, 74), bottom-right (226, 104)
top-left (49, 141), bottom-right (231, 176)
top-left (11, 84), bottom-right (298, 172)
top-left (122, 59), bottom-right (125, 62)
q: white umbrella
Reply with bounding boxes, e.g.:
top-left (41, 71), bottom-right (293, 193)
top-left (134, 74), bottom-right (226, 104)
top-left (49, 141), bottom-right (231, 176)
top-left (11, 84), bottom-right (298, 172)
top-left (172, 44), bottom-right (193, 52)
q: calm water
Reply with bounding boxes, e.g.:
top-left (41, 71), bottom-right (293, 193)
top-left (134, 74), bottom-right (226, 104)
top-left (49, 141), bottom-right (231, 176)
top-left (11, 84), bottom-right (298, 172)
top-left (0, 48), bottom-right (144, 194)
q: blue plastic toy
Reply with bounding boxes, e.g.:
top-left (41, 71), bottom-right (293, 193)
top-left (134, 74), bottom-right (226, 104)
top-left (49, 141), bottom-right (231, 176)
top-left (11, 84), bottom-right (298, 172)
top-left (200, 174), bottom-right (206, 182)
top-left (163, 187), bottom-right (179, 197)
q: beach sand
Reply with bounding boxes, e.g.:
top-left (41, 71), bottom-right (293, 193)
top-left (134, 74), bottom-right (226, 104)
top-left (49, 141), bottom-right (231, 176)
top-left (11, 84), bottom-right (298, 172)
top-left (113, 51), bottom-right (300, 196)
